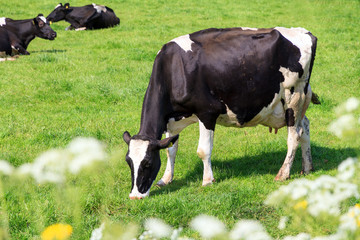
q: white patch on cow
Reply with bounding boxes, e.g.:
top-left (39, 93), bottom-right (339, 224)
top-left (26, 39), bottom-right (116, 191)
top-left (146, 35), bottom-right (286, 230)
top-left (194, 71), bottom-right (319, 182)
top-left (55, 4), bottom-right (61, 9)
top-left (128, 139), bottom-right (150, 198)
top-left (39, 16), bottom-right (47, 23)
top-left (274, 27), bottom-right (313, 70)
top-left (75, 27), bottom-right (87, 31)
top-left (166, 115), bottom-right (198, 134)
top-left (92, 3), bottom-right (107, 13)
top-left (217, 92), bottom-right (286, 130)
top-left (171, 34), bottom-right (194, 52)
top-left (0, 17), bottom-right (6, 26)
top-left (241, 27), bottom-right (258, 31)
top-left (279, 66), bottom-right (300, 89)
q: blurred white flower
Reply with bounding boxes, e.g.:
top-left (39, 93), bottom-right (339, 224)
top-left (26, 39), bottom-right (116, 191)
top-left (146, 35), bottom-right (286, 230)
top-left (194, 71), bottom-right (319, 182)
top-left (67, 137), bottom-right (107, 174)
top-left (266, 163), bottom-right (359, 218)
top-left (170, 227), bottom-right (183, 240)
top-left (337, 157), bottom-right (357, 181)
top-left (278, 216), bottom-right (288, 230)
top-left (338, 204), bottom-right (360, 233)
top-left (90, 223), bottom-right (105, 240)
top-left (0, 160), bottom-right (14, 175)
top-left (144, 218), bottom-right (172, 238)
top-left (344, 97), bottom-right (359, 113)
top-left (283, 233), bottom-right (311, 240)
top-left (328, 114), bottom-right (357, 138)
top-left (190, 215), bottom-right (226, 239)
top-left (30, 150), bottom-right (70, 184)
top-left (230, 220), bottom-right (271, 240)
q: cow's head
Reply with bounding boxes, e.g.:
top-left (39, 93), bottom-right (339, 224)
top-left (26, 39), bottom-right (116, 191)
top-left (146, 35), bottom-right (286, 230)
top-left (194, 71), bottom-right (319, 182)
top-left (123, 131), bottom-right (179, 199)
top-left (46, 3), bottom-right (71, 23)
top-left (33, 14), bottom-right (57, 40)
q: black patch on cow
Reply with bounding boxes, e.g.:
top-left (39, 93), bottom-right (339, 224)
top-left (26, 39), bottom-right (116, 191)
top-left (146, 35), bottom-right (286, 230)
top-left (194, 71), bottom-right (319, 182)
top-left (125, 156), bottom-right (135, 192)
top-left (281, 99), bottom-right (285, 106)
top-left (285, 108), bottom-right (295, 126)
top-left (304, 32), bottom-right (318, 95)
top-left (290, 87), bottom-right (295, 94)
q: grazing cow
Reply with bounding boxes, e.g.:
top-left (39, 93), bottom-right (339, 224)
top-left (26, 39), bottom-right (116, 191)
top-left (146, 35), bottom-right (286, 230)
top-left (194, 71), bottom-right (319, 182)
top-left (0, 14), bottom-right (56, 55)
top-left (123, 27), bottom-right (319, 199)
top-left (46, 3), bottom-right (120, 31)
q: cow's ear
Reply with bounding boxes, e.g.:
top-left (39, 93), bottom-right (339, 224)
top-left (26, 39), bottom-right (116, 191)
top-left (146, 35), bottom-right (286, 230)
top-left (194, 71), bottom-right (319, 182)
top-left (123, 131), bottom-right (131, 145)
top-left (157, 135), bottom-right (179, 149)
top-left (64, 3), bottom-right (70, 9)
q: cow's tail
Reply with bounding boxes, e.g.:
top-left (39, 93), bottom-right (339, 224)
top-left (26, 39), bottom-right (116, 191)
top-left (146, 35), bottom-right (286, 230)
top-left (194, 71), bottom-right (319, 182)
top-left (307, 31), bottom-right (320, 105)
top-left (311, 92), bottom-right (321, 105)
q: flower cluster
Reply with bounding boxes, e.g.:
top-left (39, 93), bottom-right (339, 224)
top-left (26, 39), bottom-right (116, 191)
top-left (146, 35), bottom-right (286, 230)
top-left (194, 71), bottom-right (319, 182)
top-left (0, 137), bottom-right (107, 184)
top-left (329, 97), bottom-right (360, 138)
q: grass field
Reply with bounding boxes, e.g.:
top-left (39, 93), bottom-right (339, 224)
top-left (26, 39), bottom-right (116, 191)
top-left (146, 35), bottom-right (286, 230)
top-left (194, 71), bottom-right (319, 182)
top-left (0, 0), bottom-right (359, 239)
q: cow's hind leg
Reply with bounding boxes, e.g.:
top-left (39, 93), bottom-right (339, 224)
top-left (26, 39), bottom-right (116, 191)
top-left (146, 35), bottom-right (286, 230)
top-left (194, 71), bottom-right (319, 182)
top-left (300, 116), bottom-right (314, 174)
top-left (275, 88), bottom-right (305, 181)
top-left (197, 120), bottom-right (215, 186)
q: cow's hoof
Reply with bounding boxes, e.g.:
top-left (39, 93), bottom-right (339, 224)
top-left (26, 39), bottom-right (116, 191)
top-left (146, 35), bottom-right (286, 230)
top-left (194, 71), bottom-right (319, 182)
top-left (274, 174), bottom-right (289, 181)
top-left (202, 178), bottom-right (215, 186)
top-left (156, 179), bottom-right (170, 187)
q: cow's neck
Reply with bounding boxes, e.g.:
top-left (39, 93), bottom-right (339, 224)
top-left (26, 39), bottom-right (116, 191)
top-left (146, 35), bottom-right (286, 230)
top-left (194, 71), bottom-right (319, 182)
top-left (137, 76), bottom-right (170, 140)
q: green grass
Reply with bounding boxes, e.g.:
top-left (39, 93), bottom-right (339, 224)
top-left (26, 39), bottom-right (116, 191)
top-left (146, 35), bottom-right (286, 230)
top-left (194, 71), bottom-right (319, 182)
top-left (0, 0), bottom-right (359, 239)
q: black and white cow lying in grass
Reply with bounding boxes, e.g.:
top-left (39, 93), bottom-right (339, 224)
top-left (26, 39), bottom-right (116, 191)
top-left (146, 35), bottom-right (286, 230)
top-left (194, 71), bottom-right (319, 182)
top-left (46, 3), bottom-right (120, 31)
top-left (123, 27), bottom-right (320, 199)
top-left (0, 14), bottom-right (56, 56)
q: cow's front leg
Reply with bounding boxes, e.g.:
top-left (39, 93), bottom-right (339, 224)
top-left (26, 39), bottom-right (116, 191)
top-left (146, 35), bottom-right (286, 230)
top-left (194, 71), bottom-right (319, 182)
top-left (197, 120), bottom-right (215, 186)
top-left (156, 132), bottom-right (179, 187)
top-left (300, 116), bottom-right (314, 174)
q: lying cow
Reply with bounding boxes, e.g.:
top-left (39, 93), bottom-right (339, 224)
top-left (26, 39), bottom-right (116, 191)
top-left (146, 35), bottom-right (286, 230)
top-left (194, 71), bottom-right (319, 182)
top-left (46, 3), bottom-right (120, 31)
top-left (123, 27), bottom-right (319, 199)
top-left (0, 14), bottom-right (56, 55)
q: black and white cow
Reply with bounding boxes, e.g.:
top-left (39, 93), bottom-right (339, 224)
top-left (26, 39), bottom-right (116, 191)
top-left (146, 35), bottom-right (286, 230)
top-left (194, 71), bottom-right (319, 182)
top-left (123, 27), bottom-right (319, 199)
top-left (46, 3), bottom-right (120, 31)
top-left (0, 14), bottom-right (56, 55)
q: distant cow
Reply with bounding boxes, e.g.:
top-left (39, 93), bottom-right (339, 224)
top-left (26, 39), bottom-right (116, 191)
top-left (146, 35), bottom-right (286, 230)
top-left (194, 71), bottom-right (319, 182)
top-left (0, 14), bottom-right (56, 55)
top-left (123, 27), bottom-right (319, 199)
top-left (46, 3), bottom-right (120, 30)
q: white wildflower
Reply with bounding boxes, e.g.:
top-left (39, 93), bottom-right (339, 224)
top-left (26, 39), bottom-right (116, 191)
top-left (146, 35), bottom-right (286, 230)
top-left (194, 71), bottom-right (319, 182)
top-left (278, 216), bottom-right (288, 230)
top-left (344, 97), bottom-right (360, 113)
top-left (16, 163), bottom-right (33, 175)
top-left (283, 233), bottom-right (311, 240)
top-left (144, 218), bottom-right (172, 238)
top-left (67, 137), bottom-right (107, 174)
top-left (170, 227), bottom-right (183, 240)
top-left (90, 223), bottom-right (105, 240)
top-left (230, 220), bottom-right (272, 240)
top-left (190, 215), bottom-right (226, 239)
top-left (337, 157), bottom-right (357, 181)
top-left (0, 160), bottom-right (14, 175)
top-left (30, 150), bottom-right (70, 183)
top-left (328, 114), bottom-right (357, 138)
top-left (338, 204), bottom-right (360, 233)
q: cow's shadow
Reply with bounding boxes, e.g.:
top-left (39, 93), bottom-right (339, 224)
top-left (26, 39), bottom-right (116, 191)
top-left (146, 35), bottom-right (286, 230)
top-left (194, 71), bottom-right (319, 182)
top-left (151, 145), bottom-right (358, 196)
top-left (31, 49), bottom-right (67, 53)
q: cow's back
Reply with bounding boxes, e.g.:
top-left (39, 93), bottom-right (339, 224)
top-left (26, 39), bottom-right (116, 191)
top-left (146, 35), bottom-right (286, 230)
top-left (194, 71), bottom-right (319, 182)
top-left (154, 27), bottom-right (313, 126)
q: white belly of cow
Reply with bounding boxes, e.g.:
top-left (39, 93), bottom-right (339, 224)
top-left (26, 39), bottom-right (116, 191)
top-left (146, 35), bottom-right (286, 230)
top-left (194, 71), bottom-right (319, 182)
top-left (216, 93), bottom-right (286, 129)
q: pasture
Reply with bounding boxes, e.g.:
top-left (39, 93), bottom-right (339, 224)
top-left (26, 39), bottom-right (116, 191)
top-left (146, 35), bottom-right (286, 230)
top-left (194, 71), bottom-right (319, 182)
top-left (0, 0), bottom-right (359, 239)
